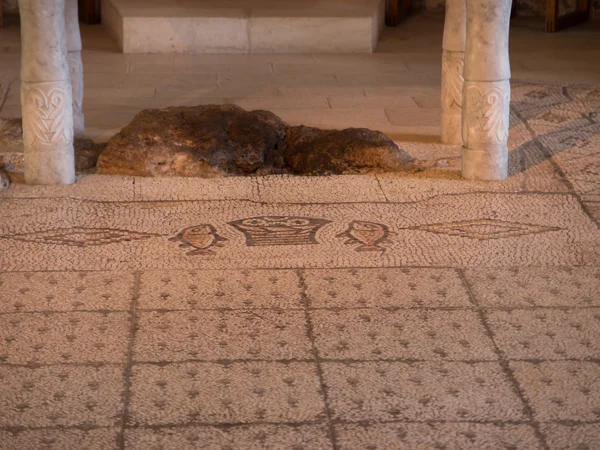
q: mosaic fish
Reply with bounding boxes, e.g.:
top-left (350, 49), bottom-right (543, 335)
top-left (337, 221), bottom-right (390, 252)
top-left (170, 224), bottom-right (227, 255)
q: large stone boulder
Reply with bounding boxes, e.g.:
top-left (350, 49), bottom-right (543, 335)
top-left (97, 105), bottom-right (287, 177)
top-left (97, 104), bottom-right (411, 177)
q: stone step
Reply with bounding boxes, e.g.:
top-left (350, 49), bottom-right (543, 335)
top-left (101, 0), bottom-right (385, 54)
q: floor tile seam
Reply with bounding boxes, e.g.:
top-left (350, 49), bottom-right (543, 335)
top-left (297, 269), bottom-right (339, 450)
top-left (117, 271), bottom-right (141, 450)
top-left (3, 358), bottom-right (599, 369)
top-left (456, 268), bottom-right (550, 450)
top-left (0, 309), bottom-right (133, 315)
top-left (3, 419), bottom-right (600, 433)
top-left (2, 264), bottom-right (599, 275)
top-left (0, 190), bottom-right (582, 207)
top-left (374, 174), bottom-right (391, 202)
top-left (133, 306), bottom-right (479, 313)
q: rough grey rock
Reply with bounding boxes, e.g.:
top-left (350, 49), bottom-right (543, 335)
top-left (97, 104), bottom-right (411, 177)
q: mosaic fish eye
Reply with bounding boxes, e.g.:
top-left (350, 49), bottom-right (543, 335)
top-left (284, 219), bottom-right (311, 226)
top-left (242, 219), bottom-right (269, 226)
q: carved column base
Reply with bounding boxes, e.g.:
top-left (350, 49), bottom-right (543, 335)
top-left (441, 50), bottom-right (464, 145)
top-left (21, 80), bottom-right (76, 185)
top-left (68, 51), bottom-right (84, 138)
top-left (461, 80), bottom-right (510, 181)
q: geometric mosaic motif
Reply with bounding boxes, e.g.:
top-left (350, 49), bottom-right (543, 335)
top-left (410, 219), bottom-right (561, 240)
top-left (0, 227), bottom-right (160, 247)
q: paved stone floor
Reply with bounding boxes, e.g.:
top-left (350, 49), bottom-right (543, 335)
top-left (1, 13), bottom-right (600, 450)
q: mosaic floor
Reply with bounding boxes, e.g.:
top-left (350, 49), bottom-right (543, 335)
top-left (0, 80), bottom-right (599, 450)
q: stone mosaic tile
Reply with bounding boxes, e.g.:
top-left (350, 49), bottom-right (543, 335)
top-left (138, 270), bottom-right (303, 310)
top-left (304, 268), bottom-right (471, 308)
top-left (585, 201), bottom-right (600, 225)
top-left (510, 361), bottom-right (600, 422)
top-left (334, 423), bottom-right (542, 450)
top-left (133, 176), bottom-right (261, 202)
top-left (0, 271), bottom-right (136, 312)
top-left (463, 267), bottom-right (600, 308)
top-left (321, 362), bottom-right (526, 422)
top-left (0, 312), bottom-right (130, 365)
top-left (125, 424), bottom-right (332, 450)
top-left (0, 175), bottom-right (135, 202)
top-left (311, 309), bottom-right (496, 361)
top-left (540, 423), bottom-right (600, 450)
top-left (1, 194), bottom-right (598, 271)
top-left (0, 427), bottom-right (120, 450)
top-left (485, 308), bottom-right (600, 360)
top-left (133, 310), bottom-right (311, 362)
top-left (128, 362), bottom-right (325, 426)
top-left (255, 174), bottom-right (387, 203)
top-left (0, 365), bottom-right (124, 428)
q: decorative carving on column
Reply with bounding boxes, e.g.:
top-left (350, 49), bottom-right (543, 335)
top-left (461, 0), bottom-right (512, 181)
top-left (19, 0), bottom-right (75, 185)
top-left (65, 0), bottom-right (84, 138)
top-left (441, 0), bottom-right (466, 145)
top-left (22, 81), bottom-right (73, 146)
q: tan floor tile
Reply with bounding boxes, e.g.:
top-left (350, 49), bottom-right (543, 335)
top-left (0, 427), bottom-right (120, 450)
top-left (334, 423), bottom-right (542, 450)
top-left (463, 267), bottom-right (600, 307)
top-left (255, 174), bottom-right (387, 203)
top-left (133, 310), bottom-right (311, 362)
top-left (138, 270), bottom-right (303, 310)
top-left (510, 361), bottom-right (600, 422)
top-left (311, 309), bottom-right (496, 361)
top-left (128, 362), bottom-right (325, 425)
top-left (322, 362), bottom-right (526, 422)
top-left (271, 108), bottom-right (390, 131)
top-left (0, 271), bottom-right (135, 312)
top-left (304, 268), bottom-right (472, 308)
top-left (485, 308), bottom-right (600, 360)
top-left (329, 95), bottom-right (417, 109)
top-left (231, 96), bottom-right (330, 110)
top-left (125, 424), bottom-right (332, 450)
top-left (540, 423), bottom-right (600, 450)
top-left (133, 176), bottom-right (260, 202)
top-left (0, 175), bottom-right (136, 202)
top-left (0, 365), bottom-right (124, 427)
top-left (0, 312), bottom-right (130, 365)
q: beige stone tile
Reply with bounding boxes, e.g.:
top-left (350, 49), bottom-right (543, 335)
top-left (322, 362), bottom-right (526, 421)
top-left (278, 86), bottom-right (365, 98)
top-left (133, 310), bottom-right (311, 362)
top-left (255, 175), bottom-right (388, 203)
top-left (463, 267), bottom-right (600, 307)
top-left (133, 176), bottom-right (260, 202)
top-left (125, 424), bottom-right (332, 449)
top-left (128, 362), bottom-right (325, 425)
top-left (130, 60), bottom-right (273, 75)
top-left (304, 268), bottom-right (472, 308)
top-left (335, 423), bottom-right (542, 450)
top-left (138, 270), bottom-right (303, 310)
top-left (270, 108), bottom-right (390, 131)
top-left (0, 175), bottom-right (136, 202)
top-left (0, 271), bottom-right (136, 312)
top-left (385, 107), bottom-right (441, 128)
top-left (231, 96), bottom-right (330, 110)
top-left (0, 428), bottom-right (120, 450)
top-left (510, 361), bottom-right (600, 422)
top-left (85, 72), bottom-right (218, 90)
top-left (585, 201), bottom-right (600, 224)
top-left (312, 309), bottom-right (496, 361)
top-left (328, 95), bottom-right (417, 109)
top-left (336, 72), bottom-right (441, 89)
top-left (486, 308), bottom-right (600, 360)
top-left (0, 365), bottom-right (124, 427)
top-left (0, 312), bottom-right (130, 365)
top-left (540, 423), bottom-right (600, 450)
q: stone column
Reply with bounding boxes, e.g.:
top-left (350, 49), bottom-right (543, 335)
top-left (441, 0), bottom-right (466, 145)
top-left (461, 0), bottom-right (512, 181)
top-left (19, 0), bottom-right (75, 185)
top-left (65, 0), bottom-right (84, 138)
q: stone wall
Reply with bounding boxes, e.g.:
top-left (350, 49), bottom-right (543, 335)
top-left (414, 0), bottom-right (600, 15)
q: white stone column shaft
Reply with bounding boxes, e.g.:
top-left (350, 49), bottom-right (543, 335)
top-left (461, 0), bottom-right (512, 181)
top-left (441, 0), bottom-right (466, 145)
top-left (19, 0), bottom-right (75, 185)
top-left (65, 0), bottom-right (84, 138)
